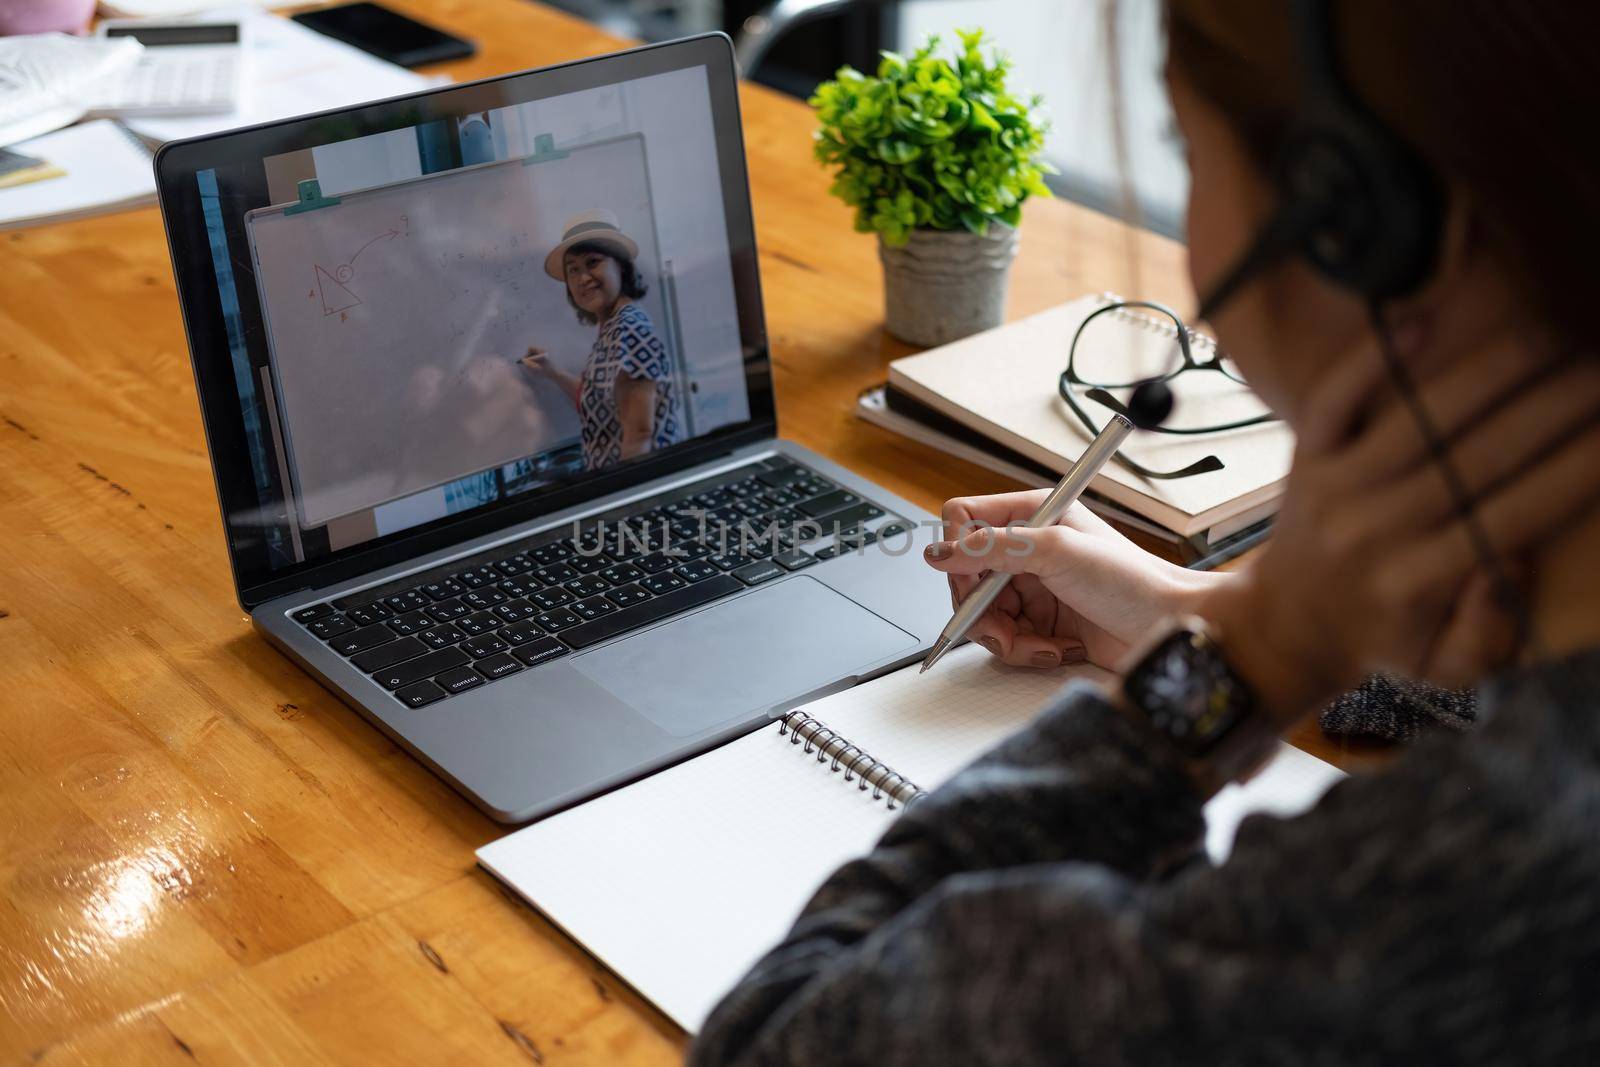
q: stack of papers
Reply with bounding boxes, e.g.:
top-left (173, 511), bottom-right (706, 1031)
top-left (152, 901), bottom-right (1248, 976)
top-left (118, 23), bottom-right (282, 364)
top-left (0, 7), bottom-right (439, 231)
top-left (0, 33), bottom-right (143, 147)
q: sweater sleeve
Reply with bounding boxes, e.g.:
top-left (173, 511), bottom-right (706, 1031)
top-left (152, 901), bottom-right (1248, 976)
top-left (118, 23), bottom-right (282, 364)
top-left (1317, 673), bottom-right (1476, 741)
top-left (688, 678), bottom-right (1538, 1067)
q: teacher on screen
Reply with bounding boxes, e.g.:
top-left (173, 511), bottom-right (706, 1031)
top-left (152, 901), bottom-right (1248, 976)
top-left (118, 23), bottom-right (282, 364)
top-left (517, 209), bottom-right (683, 471)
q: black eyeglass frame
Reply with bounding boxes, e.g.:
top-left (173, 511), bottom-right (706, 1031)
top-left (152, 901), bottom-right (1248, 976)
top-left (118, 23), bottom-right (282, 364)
top-left (1057, 299), bottom-right (1279, 480)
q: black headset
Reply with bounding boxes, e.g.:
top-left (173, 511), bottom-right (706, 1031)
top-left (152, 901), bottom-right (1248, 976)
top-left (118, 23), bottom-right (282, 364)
top-left (1126, 0), bottom-right (1445, 430)
top-left (1136, 0), bottom-right (1546, 663)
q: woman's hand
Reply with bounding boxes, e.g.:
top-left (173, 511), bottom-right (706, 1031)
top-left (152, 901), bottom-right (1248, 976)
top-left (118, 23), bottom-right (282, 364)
top-left (518, 346), bottom-right (581, 404)
top-left (518, 346), bottom-right (554, 377)
top-left (922, 493), bottom-right (1230, 669)
top-left (1201, 323), bottom-right (1600, 726)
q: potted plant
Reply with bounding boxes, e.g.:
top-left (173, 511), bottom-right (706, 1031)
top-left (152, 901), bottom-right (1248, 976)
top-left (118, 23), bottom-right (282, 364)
top-left (810, 30), bottom-right (1054, 347)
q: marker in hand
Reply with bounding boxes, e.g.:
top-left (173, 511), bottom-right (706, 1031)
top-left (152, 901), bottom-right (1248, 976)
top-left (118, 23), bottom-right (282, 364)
top-left (919, 414), bottom-right (1135, 673)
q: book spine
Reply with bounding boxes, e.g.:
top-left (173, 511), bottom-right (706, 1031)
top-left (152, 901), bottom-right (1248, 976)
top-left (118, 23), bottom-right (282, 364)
top-left (779, 711), bottom-right (925, 810)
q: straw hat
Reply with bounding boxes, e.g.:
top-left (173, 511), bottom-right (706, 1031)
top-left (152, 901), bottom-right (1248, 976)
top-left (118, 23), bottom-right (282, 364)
top-left (543, 209), bottom-right (640, 280)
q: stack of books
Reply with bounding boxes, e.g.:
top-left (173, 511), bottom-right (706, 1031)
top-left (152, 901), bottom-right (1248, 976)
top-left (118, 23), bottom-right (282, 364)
top-left (858, 293), bottom-right (1294, 563)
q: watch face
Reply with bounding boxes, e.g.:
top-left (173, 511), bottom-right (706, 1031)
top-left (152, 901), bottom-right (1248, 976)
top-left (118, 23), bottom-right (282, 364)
top-left (1124, 630), bottom-right (1248, 757)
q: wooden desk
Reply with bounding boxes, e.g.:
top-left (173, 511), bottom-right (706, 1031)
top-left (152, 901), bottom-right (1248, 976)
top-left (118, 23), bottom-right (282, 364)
top-left (0, 2), bottom-right (1364, 1061)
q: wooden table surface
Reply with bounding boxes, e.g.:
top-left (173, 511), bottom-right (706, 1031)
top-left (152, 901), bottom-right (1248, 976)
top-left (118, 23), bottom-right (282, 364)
top-left (0, 2), bottom-right (1374, 1061)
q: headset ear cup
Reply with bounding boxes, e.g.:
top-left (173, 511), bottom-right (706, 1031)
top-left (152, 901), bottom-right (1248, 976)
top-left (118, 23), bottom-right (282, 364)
top-left (1276, 110), bottom-right (1444, 301)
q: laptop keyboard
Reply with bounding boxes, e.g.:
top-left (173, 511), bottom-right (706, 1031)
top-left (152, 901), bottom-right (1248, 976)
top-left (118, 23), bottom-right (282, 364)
top-left (288, 456), bottom-right (910, 709)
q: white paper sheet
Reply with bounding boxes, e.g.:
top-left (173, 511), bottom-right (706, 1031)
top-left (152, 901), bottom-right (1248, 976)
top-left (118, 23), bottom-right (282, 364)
top-left (479, 645), bottom-right (1347, 1033)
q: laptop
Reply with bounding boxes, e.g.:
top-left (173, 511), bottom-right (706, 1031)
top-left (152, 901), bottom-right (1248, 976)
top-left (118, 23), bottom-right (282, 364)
top-left (154, 33), bottom-right (948, 823)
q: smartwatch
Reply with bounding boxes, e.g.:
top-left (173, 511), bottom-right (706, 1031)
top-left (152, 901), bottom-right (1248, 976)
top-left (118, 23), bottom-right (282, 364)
top-left (1116, 616), bottom-right (1281, 797)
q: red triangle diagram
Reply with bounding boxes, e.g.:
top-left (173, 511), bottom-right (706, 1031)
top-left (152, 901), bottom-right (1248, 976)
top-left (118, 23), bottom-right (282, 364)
top-left (314, 264), bottom-right (361, 316)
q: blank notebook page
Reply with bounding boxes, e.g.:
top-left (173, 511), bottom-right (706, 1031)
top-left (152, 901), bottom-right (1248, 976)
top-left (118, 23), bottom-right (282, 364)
top-left (477, 644), bottom-right (1342, 1033)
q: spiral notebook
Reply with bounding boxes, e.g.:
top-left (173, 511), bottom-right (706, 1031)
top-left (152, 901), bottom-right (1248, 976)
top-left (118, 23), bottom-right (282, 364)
top-left (477, 645), bottom-right (1345, 1032)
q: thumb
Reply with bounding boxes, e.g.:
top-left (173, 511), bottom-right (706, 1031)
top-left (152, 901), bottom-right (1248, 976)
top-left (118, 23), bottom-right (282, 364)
top-left (922, 524), bottom-right (1056, 577)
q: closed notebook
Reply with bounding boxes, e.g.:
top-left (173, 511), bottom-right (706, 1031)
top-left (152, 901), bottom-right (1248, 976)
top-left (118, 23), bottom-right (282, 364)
top-left (477, 644), bottom-right (1345, 1032)
top-left (886, 293), bottom-right (1295, 538)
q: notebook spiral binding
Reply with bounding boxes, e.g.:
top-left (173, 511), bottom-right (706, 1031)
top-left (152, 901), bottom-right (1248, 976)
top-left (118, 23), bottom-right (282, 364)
top-left (1096, 291), bottom-right (1221, 355)
top-left (778, 711), bottom-right (925, 810)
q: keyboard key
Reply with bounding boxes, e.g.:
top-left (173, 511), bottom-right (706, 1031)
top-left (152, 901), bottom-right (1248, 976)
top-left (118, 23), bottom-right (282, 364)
top-left (395, 680), bottom-right (447, 709)
top-left (462, 635), bottom-right (508, 659)
top-left (308, 615), bottom-right (356, 639)
top-left (875, 520), bottom-right (914, 543)
top-left (672, 539), bottom-right (714, 561)
top-left (418, 624), bottom-right (465, 649)
top-left (373, 647), bottom-right (470, 689)
top-left (796, 489), bottom-right (862, 519)
top-left (425, 598), bottom-right (471, 622)
top-left (292, 603), bottom-right (335, 623)
top-left (498, 620), bottom-right (546, 646)
top-left (494, 598), bottom-right (538, 623)
top-left (434, 664), bottom-right (486, 695)
top-left (605, 583), bottom-right (652, 607)
top-left (813, 543), bottom-right (843, 560)
top-left (641, 572), bottom-right (686, 595)
top-left (513, 637), bottom-right (570, 667)
top-left (563, 574), bottom-right (742, 650)
top-left (384, 590), bottom-right (430, 613)
top-left (456, 611), bottom-right (502, 637)
top-left (756, 466), bottom-right (806, 487)
top-left (386, 610), bottom-right (432, 636)
top-left (421, 579), bottom-right (465, 601)
top-left (531, 587), bottom-right (575, 610)
top-left (494, 554), bottom-right (534, 576)
top-left (533, 608), bottom-right (582, 631)
top-left (352, 635), bottom-right (427, 672)
top-left (529, 540), bottom-right (574, 565)
top-left (637, 552), bottom-right (678, 574)
top-left (496, 575), bottom-right (540, 599)
top-left (456, 565), bottom-right (498, 588)
top-left (567, 574), bottom-right (611, 598)
top-left (344, 602), bottom-right (390, 627)
top-left (708, 552), bottom-right (753, 571)
top-left (733, 560), bottom-right (785, 585)
top-left (599, 563), bottom-right (644, 586)
top-left (462, 588), bottom-right (507, 610)
top-left (572, 596), bottom-right (619, 621)
top-left (567, 553), bottom-right (612, 575)
top-left (330, 623), bottom-right (399, 656)
top-left (775, 549), bottom-right (817, 571)
top-left (820, 502), bottom-right (885, 535)
top-left (475, 653), bottom-right (523, 680)
top-left (674, 560), bottom-right (721, 583)
top-left (534, 562), bottom-right (579, 585)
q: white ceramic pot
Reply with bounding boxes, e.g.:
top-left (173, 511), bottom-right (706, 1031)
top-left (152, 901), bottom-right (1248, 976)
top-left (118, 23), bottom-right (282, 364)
top-left (877, 224), bottom-right (1019, 347)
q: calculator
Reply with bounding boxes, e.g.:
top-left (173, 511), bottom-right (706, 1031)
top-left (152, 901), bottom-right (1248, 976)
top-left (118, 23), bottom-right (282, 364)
top-left (88, 20), bottom-right (243, 118)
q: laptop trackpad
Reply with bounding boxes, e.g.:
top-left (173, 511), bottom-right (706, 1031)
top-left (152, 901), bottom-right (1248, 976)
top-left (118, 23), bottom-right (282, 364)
top-left (572, 576), bottom-right (916, 737)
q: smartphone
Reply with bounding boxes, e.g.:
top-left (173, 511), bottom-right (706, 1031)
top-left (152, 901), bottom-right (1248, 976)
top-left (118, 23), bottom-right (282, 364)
top-left (291, 2), bottom-right (476, 68)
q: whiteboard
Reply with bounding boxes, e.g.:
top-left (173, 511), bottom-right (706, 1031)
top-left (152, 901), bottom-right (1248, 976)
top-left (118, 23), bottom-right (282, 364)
top-left (245, 136), bottom-right (672, 529)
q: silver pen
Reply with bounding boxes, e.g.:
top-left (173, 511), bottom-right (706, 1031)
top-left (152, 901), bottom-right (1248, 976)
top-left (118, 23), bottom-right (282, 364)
top-left (919, 414), bottom-right (1136, 673)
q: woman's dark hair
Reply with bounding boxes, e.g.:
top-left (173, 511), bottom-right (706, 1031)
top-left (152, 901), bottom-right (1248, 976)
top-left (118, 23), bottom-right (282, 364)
top-left (1164, 0), bottom-right (1599, 349)
top-left (563, 240), bottom-right (648, 325)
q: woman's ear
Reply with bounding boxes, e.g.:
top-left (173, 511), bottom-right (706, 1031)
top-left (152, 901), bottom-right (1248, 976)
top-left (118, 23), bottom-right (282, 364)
top-left (1386, 189), bottom-right (1504, 363)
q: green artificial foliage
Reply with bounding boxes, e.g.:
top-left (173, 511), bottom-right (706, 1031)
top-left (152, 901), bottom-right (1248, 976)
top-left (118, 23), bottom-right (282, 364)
top-left (809, 30), bottom-right (1055, 246)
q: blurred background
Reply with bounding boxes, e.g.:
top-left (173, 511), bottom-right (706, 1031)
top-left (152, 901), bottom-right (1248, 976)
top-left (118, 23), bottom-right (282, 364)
top-left (546, 0), bottom-right (1189, 238)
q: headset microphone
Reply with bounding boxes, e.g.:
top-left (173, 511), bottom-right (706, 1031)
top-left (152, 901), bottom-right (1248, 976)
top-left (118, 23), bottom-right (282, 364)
top-left (1125, 379), bottom-right (1174, 430)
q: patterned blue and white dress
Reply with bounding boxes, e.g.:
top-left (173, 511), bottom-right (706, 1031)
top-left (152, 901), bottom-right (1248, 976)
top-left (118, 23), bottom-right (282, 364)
top-left (576, 302), bottom-right (683, 470)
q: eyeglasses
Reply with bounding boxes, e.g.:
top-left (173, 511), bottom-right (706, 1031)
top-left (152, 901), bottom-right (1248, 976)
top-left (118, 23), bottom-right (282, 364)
top-left (1058, 299), bottom-right (1279, 480)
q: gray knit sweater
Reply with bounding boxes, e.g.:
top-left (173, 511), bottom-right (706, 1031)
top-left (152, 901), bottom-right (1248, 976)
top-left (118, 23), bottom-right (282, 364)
top-left (689, 649), bottom-right (1600, 1065)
